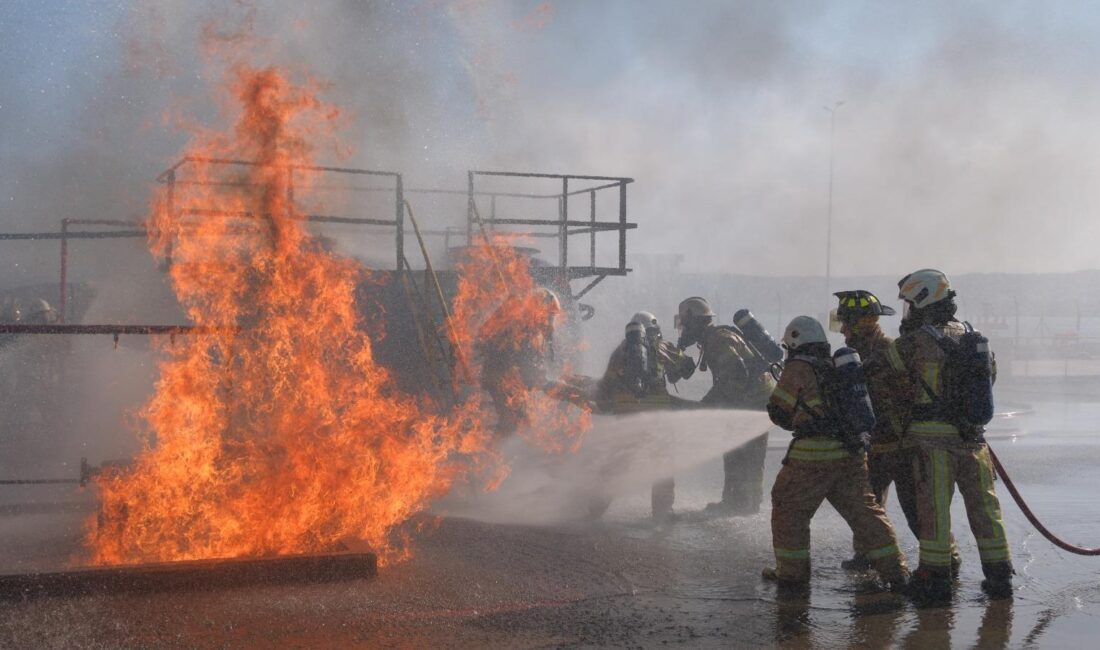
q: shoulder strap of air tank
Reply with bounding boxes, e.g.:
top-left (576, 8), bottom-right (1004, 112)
top-left (787, 357), bottom-right (836, 432)
top-left (722, 323), bottom-right (772, 363)
top-left (919, 323), bottom-right (943, 341)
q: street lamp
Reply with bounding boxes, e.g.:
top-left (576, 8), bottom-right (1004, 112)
top-left (824, 100), bottom-right (845, 298)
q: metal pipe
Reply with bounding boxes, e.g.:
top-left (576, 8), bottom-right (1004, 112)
top-left (166, 180), bottom-right (557, 200)
top-left (395, 175), bottom-right (405, 271)
top-left (155, 155), bottom-right (401, 182)
top-left (0, 324), bottom-right (231, 335)
top-left (59, 219), bottom-right (68, 324)
top-left (559, 177), bottom-right (568, 273)
top-left (475, 218), bottom-right (636, 228)
top-left (64, 219), bottom-right (140, 227)
top-left (180, 208), bottom-right (396, 226)
top-left (471, 170), bottom-right (634, 182)
top-left (466, 170), bottom-right (475, 245)
top-left (565, 180), bottom-right (632, 196)
top-left (165, 169), bottom-right (175, 271)
top-left (589, 190), bottom-right (596, 269)
top-left (618, 181), bottom-right (627, 272)
top-left (0, 231), bottom-right (146, 240)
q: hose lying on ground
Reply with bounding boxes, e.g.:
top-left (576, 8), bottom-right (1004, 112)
top-left (988, 445), bottom-right (1100, 556)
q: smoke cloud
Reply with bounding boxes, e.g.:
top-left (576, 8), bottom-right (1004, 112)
top-left (5, 1), bottom-right (1100, 284)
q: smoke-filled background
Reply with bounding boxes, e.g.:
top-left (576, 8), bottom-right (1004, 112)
top-left (6, 0), bottom-right (1100, 276)
top-left (3, 0), bottom-right (1100, 459)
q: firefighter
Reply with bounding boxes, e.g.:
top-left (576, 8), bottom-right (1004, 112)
top-left (592, 311), bottom-right (695, 521)
top-left (0, 298), bottom-right (22, 323)
top-left (478, 288), bottom-right (560, 436)
top-left (675, 296), bottom-right (773, 515)
top-left (830, 290), bottom-right (924, 570)
top-left (888, 269), bottom-right (1012, 600)
top-left (24, 299), bottom-right (58, 325)
top-left (596, 311), bottom-right (696, 411)
top-left (763, 315), bottom-right (909, 593)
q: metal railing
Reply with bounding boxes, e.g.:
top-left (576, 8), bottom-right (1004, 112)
top-left (1, 159), bottom-right (638, 327)
top-left (466, 171), bottom-right (635, 285)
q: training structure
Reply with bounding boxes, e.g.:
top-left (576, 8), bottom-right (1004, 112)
top-left (0, 158), bottom-right (637, 595)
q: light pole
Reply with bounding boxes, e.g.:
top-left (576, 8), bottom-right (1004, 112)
top-left (824, 100), bottom-right (845, 298)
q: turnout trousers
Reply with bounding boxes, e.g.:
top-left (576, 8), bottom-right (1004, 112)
top-left (855, 443), bottom-right (922, 543)
top-left (911, 438), bottom-right (1012, 579)
top-left (721, 432), bottom-right (768, 514)
top-left (771, 442), bottom-right (908, 583)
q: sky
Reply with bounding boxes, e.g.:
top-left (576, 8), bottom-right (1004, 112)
top-left (3, 0), bottom-right (1100, 284)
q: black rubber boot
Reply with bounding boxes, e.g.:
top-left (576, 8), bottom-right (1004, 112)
top-left (762, 567), bottom-right (810, 598)
top-left (885, 573), bottom-right (912, 595)
top-left (841, 553), bottom-right (871, 571)
top-left (908, 566), bottom-right (953, 604)
top-left (980, 561), bottom-right (1014, 599)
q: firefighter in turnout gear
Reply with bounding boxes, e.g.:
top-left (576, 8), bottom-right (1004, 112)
top-left (594, 312), bottom-right (696, 521)
top-left (597, 311), bottom-right (696, 412)
top-left (831, 290), bottom-right (925, 571)
top-left (888, 269), bottom-right (1012, 600)
top-left (478, 288), bottom-right (560, 436)
top-left (675, 297), bottom-right (773, 515)
top-left (764, 315), bottom-right (909, 592)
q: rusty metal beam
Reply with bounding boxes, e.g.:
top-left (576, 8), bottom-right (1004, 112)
top-left (0, 551), bottom-right (377, 601)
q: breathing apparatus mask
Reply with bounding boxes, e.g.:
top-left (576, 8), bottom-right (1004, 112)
top-left (674, 314), bottom-right (710, 349)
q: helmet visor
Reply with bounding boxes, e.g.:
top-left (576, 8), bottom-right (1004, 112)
top-left (673, 314), bottom-right (683, 331)
top-left (828, 309), bottom-right (844, 333)
top-left (901, 301), bottom-right (911, 319)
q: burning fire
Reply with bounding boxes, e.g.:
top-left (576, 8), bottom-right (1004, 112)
top-left (449, 240), bottom-right (589, 454)
top-left (84, 65), bottom-right (487, 565)
top-left (83, 63), bottom-right (588, 566)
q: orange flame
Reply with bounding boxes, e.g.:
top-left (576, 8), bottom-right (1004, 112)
top-left (449, 239), bottom-right (589, 454)
top-left (83, 63), bottom-right (588, 567)
top-left (83, 65), bottom-right (495, 566)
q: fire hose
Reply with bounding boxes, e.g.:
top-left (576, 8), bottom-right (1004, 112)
top-left (988, 445), bottom-right (1100, 556)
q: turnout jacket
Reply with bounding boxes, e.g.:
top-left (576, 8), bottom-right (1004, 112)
top-left (598, 338), bottom-right (693, 412)
top-left (886, 319), bottom-right (995, 444)
top-left (768, 357), bottom-right (849, 462)
top-left (699, 325), bottom-right (773, 409)
top-left (845, 326), bottom-right (912, 453)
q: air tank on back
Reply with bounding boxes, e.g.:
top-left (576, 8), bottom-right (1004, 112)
top-left (830, 347), bottom-right (876, 438)
top-left (733, 309), bottom-right (784, 364)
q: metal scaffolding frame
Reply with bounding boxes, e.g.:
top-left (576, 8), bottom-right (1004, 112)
top-left (0, 158), bottom-right (637, 330)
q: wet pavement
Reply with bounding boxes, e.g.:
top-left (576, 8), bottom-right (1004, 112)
top-left (2, 389), bottom-right (1100, 648)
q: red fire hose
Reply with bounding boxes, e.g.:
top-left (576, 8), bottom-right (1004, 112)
top-left (988, 445), bottom-right (1100, 556)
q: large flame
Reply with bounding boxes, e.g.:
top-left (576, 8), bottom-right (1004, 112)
top-left (84, 66), bottom-right (496, 565)
top-left (449, 240), bottom-right (589, 454)
top-left (83, 64), bottom-right (588, 567)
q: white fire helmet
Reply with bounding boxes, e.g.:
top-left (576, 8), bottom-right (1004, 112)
top-left (538, 288), bottom-right (562, 314)
top-left (630, 311), bottom-right (659, 329)
top-left (674, 297), bottom-right (715, 330)
top-left (897, 269), bottom-right (953, 313)
top-left (782, 315), bottom-right (827, 350)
